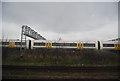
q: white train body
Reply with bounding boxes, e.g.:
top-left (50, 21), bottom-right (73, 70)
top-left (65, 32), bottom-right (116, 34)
top-left (31, 40), bottom-right (98, 50)
top-left (0, 39), bottom-right (120, 50)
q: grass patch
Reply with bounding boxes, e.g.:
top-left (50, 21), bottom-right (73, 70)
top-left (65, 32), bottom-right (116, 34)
top-left (2, 48), bottom-right (120, 66)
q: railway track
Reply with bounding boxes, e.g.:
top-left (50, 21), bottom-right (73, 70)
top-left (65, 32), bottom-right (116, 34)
top-left (2, 65), bottom-right (120, 80)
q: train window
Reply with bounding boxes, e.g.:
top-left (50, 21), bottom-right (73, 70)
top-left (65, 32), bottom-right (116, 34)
top-left (59, 43), bottom-right (64, 46)
top-left (70, 43), bottom-right (77, 46)
top-left (15, 42), bottom-right (20, 45)
top-left (64, 43), bottom-right (77, 46)
top-left (34, 42), bottom-right (45, 46)
top-left (103, 44), bottom-right (114, 47)
top-left (52, 43), bottom-right (64, 46)
top-left (52, 43), bottom-right (57, 46)
top-left (64, 43), bottom-right (70, 46)
top-left (52, 43), bottom-right (77, 46)
top-left (2, 42), bottom-right (9, 45)
top-left (15, 42), bottom-right (26, 45)
top-left (83, 43), bottom-right (95, 47)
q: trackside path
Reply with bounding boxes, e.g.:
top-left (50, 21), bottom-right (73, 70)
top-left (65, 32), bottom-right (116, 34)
top-left (2, 65), bottom-right (119, 80)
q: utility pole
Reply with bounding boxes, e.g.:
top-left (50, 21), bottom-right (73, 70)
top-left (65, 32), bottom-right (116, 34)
top-left (20, 25), bottom-right (27, 54)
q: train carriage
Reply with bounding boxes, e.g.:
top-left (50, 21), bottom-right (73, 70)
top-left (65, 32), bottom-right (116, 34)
top-left (0, 39), bottom-right (29, 49)
top-left (31, 40), bottom-right (98, 50)
top-left (100, 41), bottom-right (120, 50)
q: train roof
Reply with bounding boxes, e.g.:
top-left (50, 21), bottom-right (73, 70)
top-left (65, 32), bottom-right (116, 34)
top-left (32, 40), bottom-right (97, 42)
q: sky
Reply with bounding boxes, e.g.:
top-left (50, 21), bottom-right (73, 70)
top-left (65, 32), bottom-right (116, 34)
top-left (1, 1), bottom-right (119, 41)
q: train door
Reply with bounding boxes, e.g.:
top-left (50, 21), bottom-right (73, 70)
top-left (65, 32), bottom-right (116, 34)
top-left (115, 44), bottom-right (120, 50)
top-left (9, 42), bottom-right (15, 48)
top-left (77, 43), bottom-right (83, 50)
top-left (46, 42), bottom-right (52, 48)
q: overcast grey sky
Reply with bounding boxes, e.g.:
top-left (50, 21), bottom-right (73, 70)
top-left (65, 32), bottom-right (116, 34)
top-left (2, 2), bottom-right (118, 41)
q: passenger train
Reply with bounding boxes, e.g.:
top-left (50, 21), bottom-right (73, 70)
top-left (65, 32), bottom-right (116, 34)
top-left (0, 39), bottom-right (120, 50)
